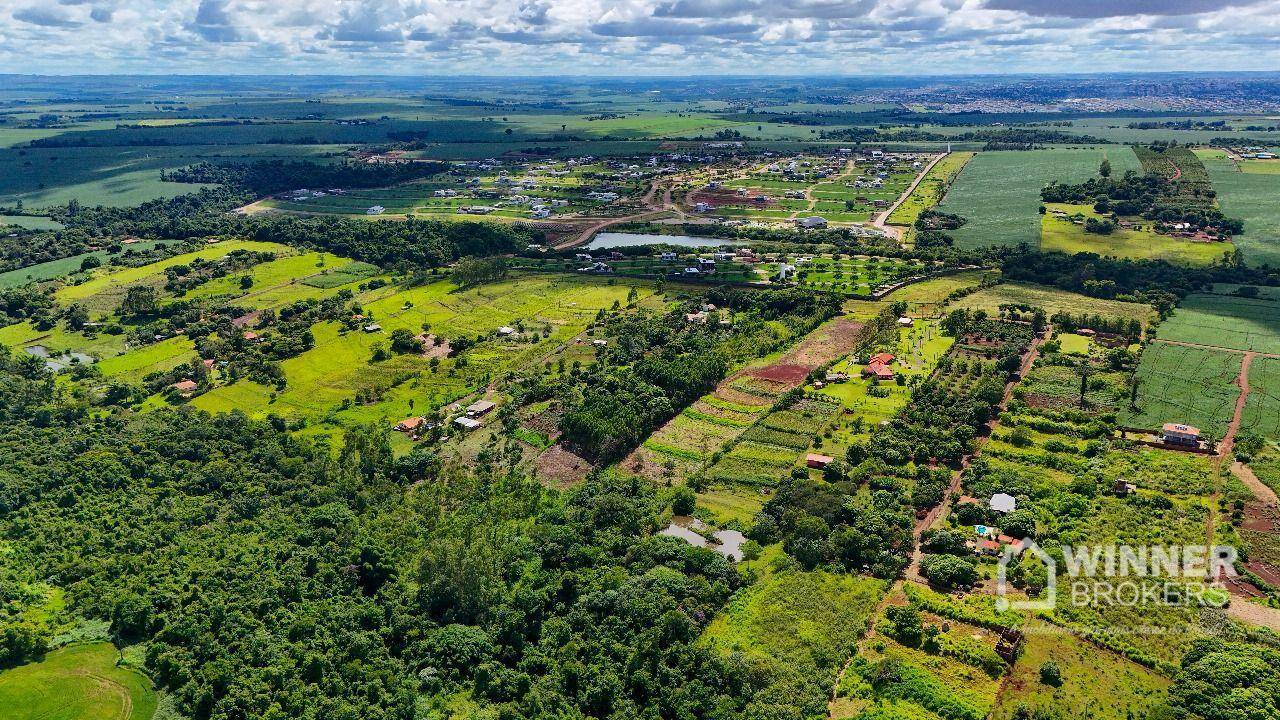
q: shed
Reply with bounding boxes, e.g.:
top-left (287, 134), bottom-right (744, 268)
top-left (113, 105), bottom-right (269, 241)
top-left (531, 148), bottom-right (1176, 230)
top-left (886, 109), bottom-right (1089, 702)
top-left (467, 400), bottom-right (496, 416)
top-left (454, 416), bottom-right (482, 431)
top-left (806, 453), bottom-right (835, 469)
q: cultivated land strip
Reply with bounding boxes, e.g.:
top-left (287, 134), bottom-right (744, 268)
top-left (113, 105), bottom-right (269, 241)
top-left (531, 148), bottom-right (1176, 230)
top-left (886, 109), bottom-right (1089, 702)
top-left (872, 150), bottom-right (946, 239)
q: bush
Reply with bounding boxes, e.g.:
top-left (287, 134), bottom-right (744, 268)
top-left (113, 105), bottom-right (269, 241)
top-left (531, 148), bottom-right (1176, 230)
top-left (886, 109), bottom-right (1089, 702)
top-left (1039, 660), bottom-right (1063, 687)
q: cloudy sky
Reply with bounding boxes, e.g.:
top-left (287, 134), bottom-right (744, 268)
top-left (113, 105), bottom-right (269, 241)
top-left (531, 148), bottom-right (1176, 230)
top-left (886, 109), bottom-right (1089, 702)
top-left (3, 0), bottom-right (1280, 75)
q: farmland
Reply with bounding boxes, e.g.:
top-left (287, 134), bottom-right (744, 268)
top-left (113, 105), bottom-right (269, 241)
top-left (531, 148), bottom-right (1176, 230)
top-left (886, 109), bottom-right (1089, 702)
top-left (936, 147), bottom-right (1140, 250)
top-left (1120, 342), bottom-right (1242, 438)
top-left (954, 282), bottom-right (1156, 329)
top-left (1156, 285), bottom-right (1280, 354)
top-left (886, 151), bottom-right (975, 228)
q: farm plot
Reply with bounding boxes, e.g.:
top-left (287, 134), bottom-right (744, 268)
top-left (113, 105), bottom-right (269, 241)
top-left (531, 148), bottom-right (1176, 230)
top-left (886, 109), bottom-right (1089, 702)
top-left (936, 147), bottom-right (1140, 250)
top-left (792, 256), bottom-right (923, 296)
top-left (625, 314), bottom-right (866, 484)
top-left (1196, 148), bottom-right (1280, 268)
top-left (992, 620), bottom-right (1173, 720)
top-left (704, 397), bottom-right (843, 486)
top-left (1156, 287), bottom-right (1280, 354)
top-left (0, 240), bottom-right (171, 290)
top-left (1242, 355), bottom-right (1280, 438)
top-left (1120, 342), bottom-right (1242, 439)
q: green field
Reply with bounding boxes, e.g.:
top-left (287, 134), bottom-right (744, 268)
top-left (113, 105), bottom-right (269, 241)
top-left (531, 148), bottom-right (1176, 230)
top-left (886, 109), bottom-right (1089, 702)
top-left (1196, 149), bottom-right (1280, 267)
top-left (0, 642), bottom-right (157, 720)
top-left (954, 282), bottom-right (1155, 328)
top-left (992, 622), bottom-right (1172, 720)
top-left (1040, 202), bottom-right (1230, 266)
top-left (936, 147), bottom-right (1141, 250)
top-left (1120, 342), bottom-right (1243, 438)
top-left (0, 241), bottom-right (171, 290)
top-left (1156, 286), bottom-right (1280, 354)
top-left (1242, 355), bottom-right (1280, 438)
top-left (0, 215), bottom-right (62, 230)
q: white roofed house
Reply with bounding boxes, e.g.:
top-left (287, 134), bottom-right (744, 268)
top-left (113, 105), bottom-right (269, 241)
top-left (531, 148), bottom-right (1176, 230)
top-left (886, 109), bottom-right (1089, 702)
top-left (366, 205), bottom-right (386, 215)
top-left (795, 216), bottom-right (828, 229)
top-left (989, 493), bottom-right (1017, 514)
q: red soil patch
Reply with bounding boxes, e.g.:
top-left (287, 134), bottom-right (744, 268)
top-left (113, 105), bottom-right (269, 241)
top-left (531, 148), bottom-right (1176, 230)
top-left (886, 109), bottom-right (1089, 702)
top-left (783, 318), bottom-right (865, 367)
top-left (534, 444), bottom-right (592, 487)
top-left (749, 363), bottom-right (810, 384)
top-left (1247, 561), bottom-right (1280, 587)
top-left (416, 334), bottom-right (452, 359)
top-left (690, 188), bottom-right (778, 209)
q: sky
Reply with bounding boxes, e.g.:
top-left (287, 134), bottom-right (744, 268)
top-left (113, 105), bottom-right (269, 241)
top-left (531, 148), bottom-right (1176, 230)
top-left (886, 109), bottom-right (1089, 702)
top-left (3, 0), bottom-right (1280, 76)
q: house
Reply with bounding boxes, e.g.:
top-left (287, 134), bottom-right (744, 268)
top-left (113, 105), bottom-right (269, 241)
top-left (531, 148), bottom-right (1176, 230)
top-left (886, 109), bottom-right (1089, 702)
top-left (242, 331), bottom-right (261, 342)
top-left (202, 358), bottom-right (216, 369)
top-left (683, 267), bottom-right (703, 276)
top-left (686, 311), bottom-right (709, 323)
top-left (592, 339), bottom-right (607, 347)
top-left (776, 264), bottom-right (797, 281)
top-left (697, 258), bottom-right (716, 273)
top-left (497, 326), bottom-right (516, 336)
top-left (172, 379), bottom-right (198, 397)
top-left (363, 323), bottom-right (382, 333)
top-left (660, 251), bottom-right (678, 261)
top-left (898, 317), bottom-right (914, 327)
top-left (454, 416), bottom-right (482, 431)
top-left (990, 493), bottom-right (1017, 514)
top-left (862, 363), bottom-right (894, 381)
top-left (366, 205), bottom-right (386, 215)
top-left (467, 400), bottom-right (496, 417)
top-left (825, 372), bottom-right (850, 383)
top-left (806, 453), bottom-right (834, 469)
top-left (796, 216), bottom-right (828, 229)
top-left (869, 352), bottom-right (895, 365)
top-left (976, 539), bottom-right (1002, 556)
top-left (395, 416), bottom-right (425, 432)
top-left (576, 253), bottom-right (593, 262)
top-left (695, 202), bottom-right (711, 213)
top-left (1160, 423), bottom-right (1201, 447)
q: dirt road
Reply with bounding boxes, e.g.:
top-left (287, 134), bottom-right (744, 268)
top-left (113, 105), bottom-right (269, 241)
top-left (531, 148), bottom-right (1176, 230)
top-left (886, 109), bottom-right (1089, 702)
top-left (1219, 351), bottom-right (1257, 458)
top-left (871, 152), bottom-right (946, 241)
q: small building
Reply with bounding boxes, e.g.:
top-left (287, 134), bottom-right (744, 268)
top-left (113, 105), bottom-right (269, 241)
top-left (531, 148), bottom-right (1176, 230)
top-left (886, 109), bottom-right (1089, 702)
top-left (172, 379), bottom-right (198, 397)
top-left (659, 251), bottom-right (678, 261)
top-left (976, 539), bottom-right (1002, 556)
top-left (1113, 479), bottom-right (1137, 496)
top-left (395, 416), bottom-right (425, 433)
top-left (363, 323), bottom-right (382, 333)
top-left (796, 216), bottom-right (828, 229)
top-left (869, 352), bottom-right (895, 365)
top-left (990, 493), bottom-right (1017, 514)
top-left (366, 205), bottom-right (386, 215)
top-left (497, 326), bottom-right (516, 336)
top-left (242, 331), bottom-right (261, 342)
top-left (806, 453), bottom-right (835, 469)
top-left (592, 338), bottom-right (608, 347)
top-left (454, 416), bottom-right (482, 431)
top-left (898, 317), bottom-right (914, 327)
top-left (467, 399), bottom-right (496, 417)
top-left (1160, 423), bottom-right (1201, 447)
top-left (825, 372), bottom-right (850, 383)
top-left (862, 363), bottom-right (894, 381)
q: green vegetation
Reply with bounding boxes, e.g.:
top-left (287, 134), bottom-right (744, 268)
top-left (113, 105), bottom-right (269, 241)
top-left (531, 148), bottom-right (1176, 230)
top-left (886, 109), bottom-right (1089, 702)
top-left (887, 151), bottom-right (975, 228)
top-left (1121, 342), bottom-right (1241, 438)
top-left (1197, 148), bottom-right (1280, 267)
top-left (936, 147), bottom-right (1140, 249)
top-left (1041, 202), bottom-right (1231, 265)
top-left (0, 642), bottom-right (157, 720)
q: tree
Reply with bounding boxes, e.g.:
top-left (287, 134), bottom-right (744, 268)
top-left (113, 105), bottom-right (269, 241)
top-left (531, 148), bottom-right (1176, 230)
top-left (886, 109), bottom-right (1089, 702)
top-left (120, 285), bottom-right (157, 315)
top-left (389, 328), bottom-right (423, 354)
top-left (672, 485), bottom-right (696, 515)
top-left (920, 554), bottom-right (979, 589)
top-left (1099, 158), bottom-right (1112, 178)
top-left (1039, 661), bottom-right (1063, 687)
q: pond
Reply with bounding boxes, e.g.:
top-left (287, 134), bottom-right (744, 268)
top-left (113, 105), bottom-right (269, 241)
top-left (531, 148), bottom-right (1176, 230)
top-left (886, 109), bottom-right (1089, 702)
top-left (659, 516), bottom-right (747, 562)
top-left (24, 345), bottom-right (95, 371)
top-left (586, 232), bottom-right (739, 250)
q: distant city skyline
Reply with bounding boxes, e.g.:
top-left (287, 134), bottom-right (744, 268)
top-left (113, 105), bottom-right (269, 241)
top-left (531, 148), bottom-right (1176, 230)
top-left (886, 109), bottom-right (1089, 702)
top-left (3, 0), bottom-right (1280, 75)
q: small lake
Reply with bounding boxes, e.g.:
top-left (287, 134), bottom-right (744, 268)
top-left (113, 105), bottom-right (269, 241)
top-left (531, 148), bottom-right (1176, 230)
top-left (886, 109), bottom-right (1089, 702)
top-left (586, 232), bottom-right (739, 250)
top-left (25, 345), bottom-right (94, 371)
top-left (659, 516), bottom-right (747, 562)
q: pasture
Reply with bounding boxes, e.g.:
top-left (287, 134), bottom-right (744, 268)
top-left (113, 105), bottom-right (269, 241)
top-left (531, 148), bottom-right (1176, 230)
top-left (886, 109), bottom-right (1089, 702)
top-left (954, 282), bottom-right (1156, 328)
top-left (191, 274), bottom-right (651, 434)
top-left (936, 147), bottom-right (1140, 250)
top-left (1040, 202), bottom-right (1230, 266)
top-left (0, 642), bottom-right (157, 720)
top-left (0, 240), bottom-right (171, 290)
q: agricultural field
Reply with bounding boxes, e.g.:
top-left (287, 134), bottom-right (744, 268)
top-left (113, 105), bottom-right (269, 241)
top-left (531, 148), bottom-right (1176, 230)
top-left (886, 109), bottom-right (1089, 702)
top-left (1195, 148), bottom-right (1280, 267)
top-left (1040, 201), bottom-right (1231, 265)
top-left (936, 147), bottom-right (1140, 250)
top-left (0, 642), bottom-right (158, 720)
top-left (1120, 342), bottom-right (1242, 438)
top-left (1242, 355), bottom-right (1280, 438)
top-left (1156, 285), bottom-right (1280, 354)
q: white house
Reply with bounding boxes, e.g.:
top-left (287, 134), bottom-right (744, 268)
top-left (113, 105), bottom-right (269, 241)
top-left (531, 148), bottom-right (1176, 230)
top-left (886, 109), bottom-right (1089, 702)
top-left (796, 216), bottom-right (828, 229)
top-left (366, 205), bottom-right (386, 215)
top-left (990, 493), bottom-right (1017, 514)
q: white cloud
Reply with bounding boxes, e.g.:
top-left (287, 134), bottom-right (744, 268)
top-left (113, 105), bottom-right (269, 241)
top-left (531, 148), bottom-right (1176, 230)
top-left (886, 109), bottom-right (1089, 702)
top-left (0, 0), bottom-right (1277, 73)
